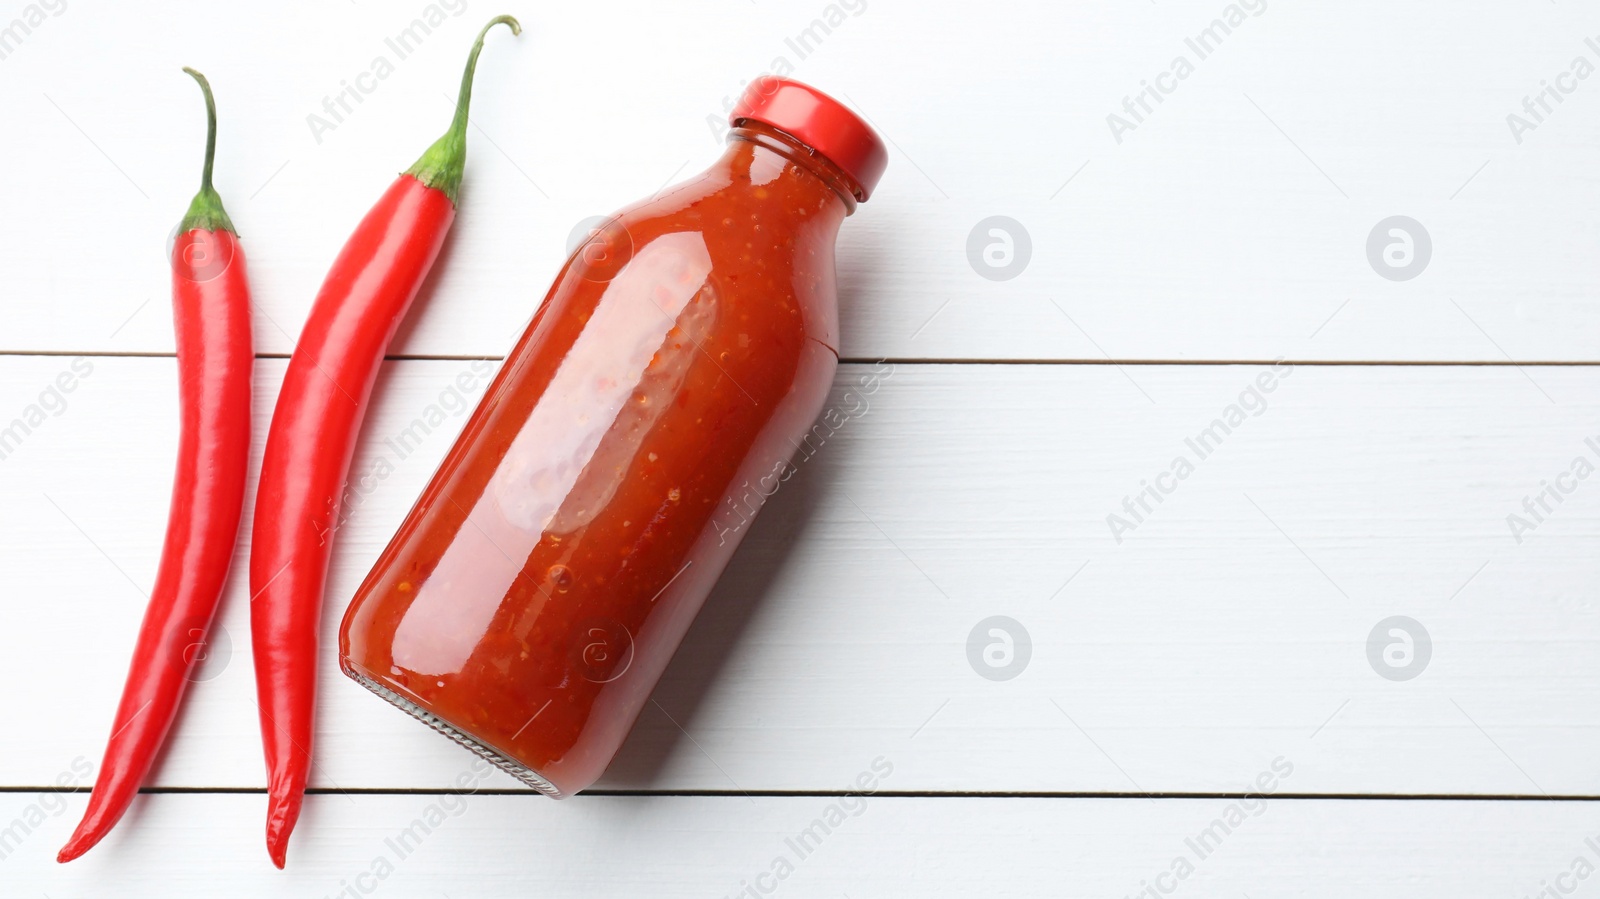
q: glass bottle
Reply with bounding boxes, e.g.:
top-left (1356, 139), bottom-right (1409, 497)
top-left (338, 77), bottom-right (887, 796)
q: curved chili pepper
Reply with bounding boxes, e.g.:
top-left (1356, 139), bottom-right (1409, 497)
top-left (58, 68), bottom-right (254, 864)
top-left (248, 15), bottom-right (520, 868)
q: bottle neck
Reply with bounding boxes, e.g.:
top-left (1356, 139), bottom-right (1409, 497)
top-left (725, 121), bottom-right (861, 215)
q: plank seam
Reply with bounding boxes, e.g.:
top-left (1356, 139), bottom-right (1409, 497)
top-left (5, 787), bottom-right (1600, 801)
top-left (6, 351), bottom-right (1600, 367)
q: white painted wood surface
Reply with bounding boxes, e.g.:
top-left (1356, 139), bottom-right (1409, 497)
top-left (3, 0), bottom-right (1599, 361)
top-left (3, 0), bottom-right (1597, 894)
top-left (4, 793), bottom-right (1599, 897)
top-left (6, 357), bottom-right (1600, 797)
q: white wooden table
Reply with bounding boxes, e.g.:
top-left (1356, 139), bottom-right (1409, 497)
top-left (4, 0), bottom-right (1599, 895)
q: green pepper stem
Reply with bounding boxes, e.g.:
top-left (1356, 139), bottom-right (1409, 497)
top-left (404, 15), bottom-right (521, 205)
top-left (178, 67), bottom-right (236, 234)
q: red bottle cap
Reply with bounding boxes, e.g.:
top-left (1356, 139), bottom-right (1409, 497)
top-left (730, 77), bottom-right (888, 202)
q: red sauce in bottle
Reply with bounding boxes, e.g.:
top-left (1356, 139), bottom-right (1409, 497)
top-left (338, 78), bottom-right (886, 796)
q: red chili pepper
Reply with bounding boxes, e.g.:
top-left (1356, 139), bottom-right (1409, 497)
top-left (249, 15), bottom-right (520, 868)
top-left (58, 68), bottom-right (254, 864)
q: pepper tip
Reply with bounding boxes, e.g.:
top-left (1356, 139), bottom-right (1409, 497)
top-left (56, 833), bottom-right (92, 864)
top-left (266, 828), bottom-right (289, 869)
top-left (265, 792), bottom-right (300, 869)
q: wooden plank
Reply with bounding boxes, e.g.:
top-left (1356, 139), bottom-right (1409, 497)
top-left (2, 0), bottom-right (1598, 360)
top-left (4, 356), bottom-right (1598, 794)
top-left (2, 790), bottom-right (1596, 896)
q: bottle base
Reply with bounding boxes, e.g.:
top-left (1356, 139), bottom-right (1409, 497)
top-left (342, 662), bottom-right (568, 798)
